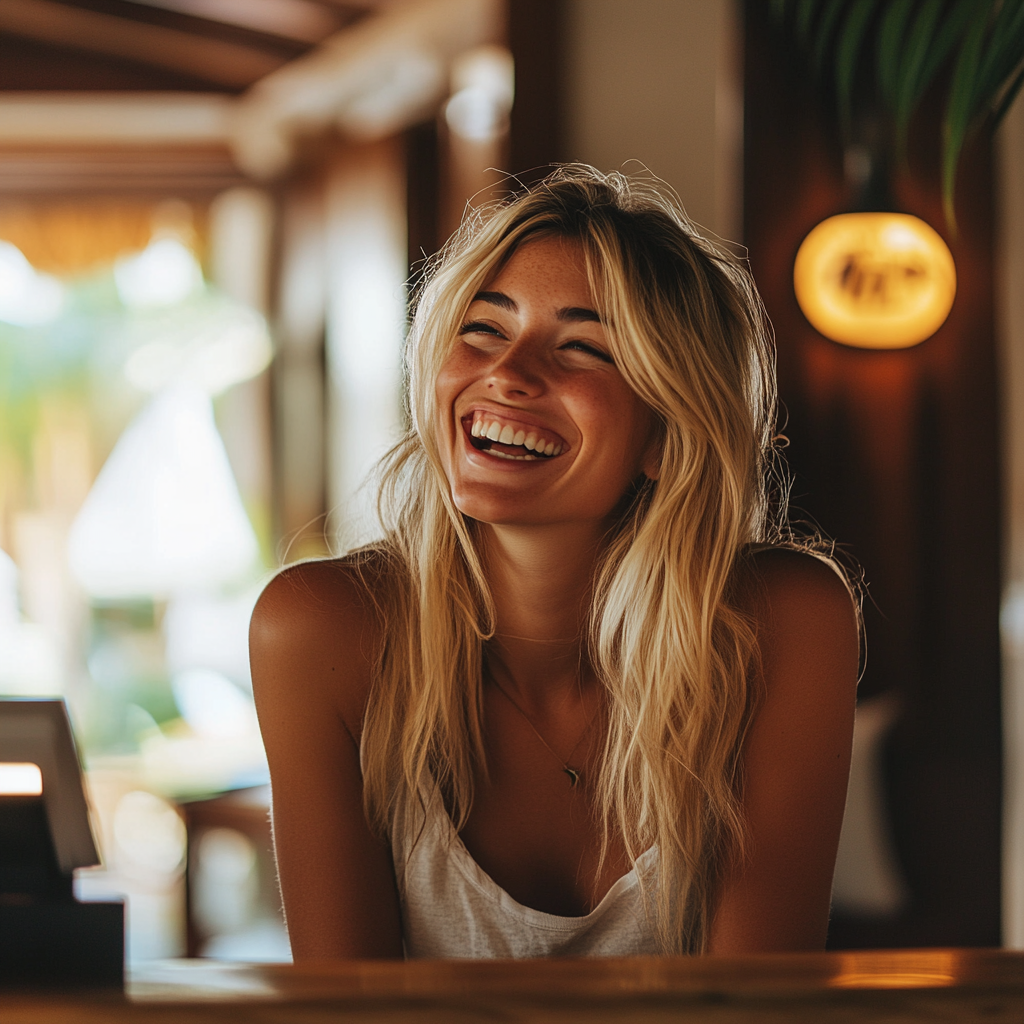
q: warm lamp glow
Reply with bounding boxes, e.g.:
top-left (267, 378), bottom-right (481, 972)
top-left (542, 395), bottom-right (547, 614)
top-left (0, 762), bottom-right (43, 795)
top-left (829, 950), bottom-right (957, 989)
top-left (793, 212), bottom-right (956, 349)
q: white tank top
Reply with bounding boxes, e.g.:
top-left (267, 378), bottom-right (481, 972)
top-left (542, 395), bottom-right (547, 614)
top-left (389, 783), bottom-right (663, 958)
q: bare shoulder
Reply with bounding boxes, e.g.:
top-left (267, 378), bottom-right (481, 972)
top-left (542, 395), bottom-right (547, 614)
top-left (251, 551), bottom-right (390, 646)
top-left (733, 547), bottom-right (860, 699)
top-left (737, 547), bottom-right (858, 646)
top-left (710, 547), bottom-right (860, 952)
top-left (250, 549), bottom-right (394, 739)
top-left (737, 545), bottom-right (855, 608)
top-left (249, 548), bottom-right (406, 958)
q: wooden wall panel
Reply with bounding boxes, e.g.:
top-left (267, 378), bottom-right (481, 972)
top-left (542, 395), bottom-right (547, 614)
top-left (744, 2), bottom-right (1002, 948)
top-left (508, 0), bottom-right (564, 182)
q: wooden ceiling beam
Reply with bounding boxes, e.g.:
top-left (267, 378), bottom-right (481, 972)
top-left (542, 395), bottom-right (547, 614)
top-left (0, 94), bottom-right (232, 145)
top-left (0, 145), bottom-right (248, 196)
top-left (233, 0), bottom-right (504, 177)
top-left (119, 0), bottom-right (347, 46)
top-left (0, 0), bottom-right (505, 185)
top-left (0, 0), bottom-right (286, 88)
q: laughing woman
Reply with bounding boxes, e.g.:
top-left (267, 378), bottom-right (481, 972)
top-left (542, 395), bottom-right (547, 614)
top-left (250, 165), bottom-right (859, 959)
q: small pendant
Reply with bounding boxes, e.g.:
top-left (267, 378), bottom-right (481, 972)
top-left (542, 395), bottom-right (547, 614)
top-left (563, 766), bottom-right (581, 787)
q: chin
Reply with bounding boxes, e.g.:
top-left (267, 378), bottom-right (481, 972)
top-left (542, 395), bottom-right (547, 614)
top-left (452, 491), bottom-right (538, 527)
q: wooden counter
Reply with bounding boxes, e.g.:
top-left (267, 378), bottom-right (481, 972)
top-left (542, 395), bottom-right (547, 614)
top-left (3, 949), bottom-right (1024, 1022)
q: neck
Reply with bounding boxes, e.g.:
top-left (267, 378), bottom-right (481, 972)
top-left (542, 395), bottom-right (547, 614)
top-left (480, 520), bottom-right (606, 708)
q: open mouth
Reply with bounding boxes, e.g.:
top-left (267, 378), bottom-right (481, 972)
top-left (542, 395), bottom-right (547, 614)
top-left (465, 411), bottom-right (567, 461)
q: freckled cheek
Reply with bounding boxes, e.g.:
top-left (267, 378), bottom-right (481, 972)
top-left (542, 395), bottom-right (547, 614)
top-left (435, 344), bottom-right (487, 406)
top-left (434, 356), bottom-right (472, 432)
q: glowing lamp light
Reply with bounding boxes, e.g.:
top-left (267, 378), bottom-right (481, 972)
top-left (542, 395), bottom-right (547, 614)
top-left (793, 212), bottom-right (956, 349)
top-left (0, 762), bottom-right (43, 795)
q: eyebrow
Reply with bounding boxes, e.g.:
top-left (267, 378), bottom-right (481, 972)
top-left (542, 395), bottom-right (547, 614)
top-left (472, 291), bottom-right (603, 324)
top-left (558, 306), bottom-right (603, 324)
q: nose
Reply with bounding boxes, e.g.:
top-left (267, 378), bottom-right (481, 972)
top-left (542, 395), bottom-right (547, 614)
top-left (485, 339), bottom-right (545, 399)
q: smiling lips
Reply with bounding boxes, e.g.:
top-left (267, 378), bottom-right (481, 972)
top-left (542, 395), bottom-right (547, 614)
top-left (467, 410), bottom-right (566, 460)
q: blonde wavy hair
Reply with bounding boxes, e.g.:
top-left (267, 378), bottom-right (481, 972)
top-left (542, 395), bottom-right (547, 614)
top-left (358, 164), bottom-right (785, 954)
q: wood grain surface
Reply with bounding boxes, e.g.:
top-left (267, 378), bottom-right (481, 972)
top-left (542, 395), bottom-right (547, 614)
top-left (2, 949), bottom-right (1024, 1023)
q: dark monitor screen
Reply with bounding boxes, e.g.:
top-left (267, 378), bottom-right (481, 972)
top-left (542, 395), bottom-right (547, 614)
top-left (0, 699), bottom-right (98, 877)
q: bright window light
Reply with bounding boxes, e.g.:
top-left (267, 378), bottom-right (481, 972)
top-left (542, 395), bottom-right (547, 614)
top-left (445, 87), bottom-right (504, 141)
top-left (444, 46), bottom-right (514, 141)
top-left (0, 547), bottom-right (17, 625)
top-left (122, 301), bottom-right (272, 396)
top-left (164, 587), bottom-right (258, 687)
top-left (114, 237), bottom-right (203, 309)
top-left (112, 790), bottom-right (186, 874)
top-left (68, 385), bottom-right (259, 598)
top-left (0, 762), bottom-right (43, 795)
top-left (0, 241), bottom-right (64, 327)
top-left (171, 667), bottom-right (258, 740)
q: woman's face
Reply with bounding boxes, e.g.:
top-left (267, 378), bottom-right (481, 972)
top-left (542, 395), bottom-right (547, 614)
top-left (435, 234), bottom-right (660, 531)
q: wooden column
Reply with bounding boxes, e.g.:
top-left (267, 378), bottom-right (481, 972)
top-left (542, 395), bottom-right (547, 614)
top-left (508, 0), bottom-right (564, 181)
top-left (744, 1), bottom-right (1002, 948)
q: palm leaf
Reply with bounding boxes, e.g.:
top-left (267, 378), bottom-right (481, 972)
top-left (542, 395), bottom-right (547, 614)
top-left (942, 3), bottom-right (991, 228)
top-left (938, 3), bottom-right (1024, 226)
top-left (796, 0), bottom-right (823, 44)
top-left (993, 60), bottom-right (1024, 125)
top-left (911, 0), bottom-right (978, 92)
top-left (774, 0), bottom-right (1024, 228)
top-left (878, 0), bottom-right (915, 109)
top-left (972, 3), bottom-right (1024, 109)
top-left (812, 0), bottom-right (850, 72)
top-left (891, 0), bottom-right (946, 138)
top-left (835, 0), bottom-right (883, 126)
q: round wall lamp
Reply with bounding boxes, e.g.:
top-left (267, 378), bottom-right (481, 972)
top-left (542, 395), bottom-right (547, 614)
top-left (793, 211), bottom-right (956, 350)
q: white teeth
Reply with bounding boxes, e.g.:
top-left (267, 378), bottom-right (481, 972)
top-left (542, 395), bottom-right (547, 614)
top-left (469, 415), bottom-right (565, 457)
top-left (488, 449), bottom-right (538, 461)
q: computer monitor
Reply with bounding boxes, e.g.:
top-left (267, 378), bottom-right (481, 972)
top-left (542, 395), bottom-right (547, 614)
top-left (0, 698), bottom-right (122, 986)
top-left (0, 698), bottom-right (99, 883)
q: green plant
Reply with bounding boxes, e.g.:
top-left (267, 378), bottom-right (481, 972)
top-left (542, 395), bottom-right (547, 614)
top-left (772, 0), bottom-right (1024, 226)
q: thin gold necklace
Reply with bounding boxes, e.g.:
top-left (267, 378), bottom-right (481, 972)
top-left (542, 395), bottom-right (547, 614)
top-left (487, 669), bottom-right (600, 787)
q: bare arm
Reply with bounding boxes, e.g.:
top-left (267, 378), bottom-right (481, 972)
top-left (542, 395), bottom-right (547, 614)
top-left (708, 550), bottom-right (859, 953)
top-left (249, 560), bottom-right (403, 960)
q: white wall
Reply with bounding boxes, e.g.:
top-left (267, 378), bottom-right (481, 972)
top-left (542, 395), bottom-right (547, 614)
top-left (562, 0), bottom-right (742, 244)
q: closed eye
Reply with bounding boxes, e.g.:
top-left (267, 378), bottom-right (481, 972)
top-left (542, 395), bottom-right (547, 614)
top-left (562, 340), bottom-right (613, 363)
top-left (459, 321), bottom-right (504, 337)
